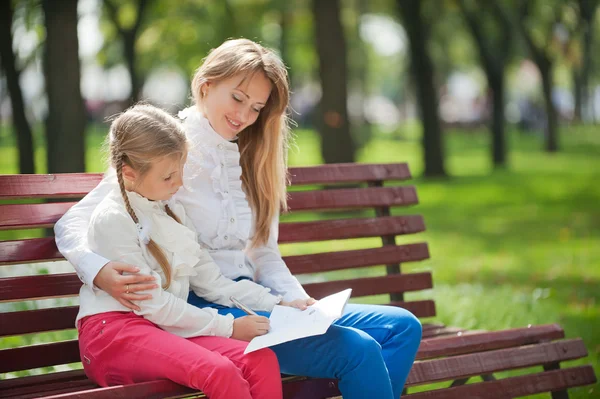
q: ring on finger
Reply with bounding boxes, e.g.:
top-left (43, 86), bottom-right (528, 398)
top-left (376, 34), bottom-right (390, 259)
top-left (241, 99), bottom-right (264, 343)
top-left (126, 284), bottom-right (130, 294)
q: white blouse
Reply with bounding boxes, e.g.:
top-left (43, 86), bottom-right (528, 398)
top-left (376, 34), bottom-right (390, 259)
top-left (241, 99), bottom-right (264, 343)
top-left (77, 187), bottom-right (280, 338)
top-left (54, 106), bottom-right (308, 306)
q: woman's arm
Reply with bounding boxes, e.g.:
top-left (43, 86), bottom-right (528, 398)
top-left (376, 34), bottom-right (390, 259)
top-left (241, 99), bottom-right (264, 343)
top-left (54, 173), bottom-right (156, 310)
top-left (89, 206), bottom-right (236, 338)
top-left (247, 213), bottom-right (311, 303)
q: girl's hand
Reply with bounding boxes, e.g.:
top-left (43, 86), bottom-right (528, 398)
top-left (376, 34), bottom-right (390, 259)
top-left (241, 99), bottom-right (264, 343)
top-left (231, 315), bottom-right (271, 341)
top-left (280, 298), bottom-right (317, 310)
top-left (93, 261), bottom-right (158, 311)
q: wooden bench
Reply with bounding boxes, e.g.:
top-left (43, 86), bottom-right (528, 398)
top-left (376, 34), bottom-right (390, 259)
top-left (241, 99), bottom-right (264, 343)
top-left (0, 163), bottom-right (596, 398)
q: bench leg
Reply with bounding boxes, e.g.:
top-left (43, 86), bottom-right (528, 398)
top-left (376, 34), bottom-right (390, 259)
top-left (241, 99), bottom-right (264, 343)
top-left (544, 363), bottom-right (569, 399)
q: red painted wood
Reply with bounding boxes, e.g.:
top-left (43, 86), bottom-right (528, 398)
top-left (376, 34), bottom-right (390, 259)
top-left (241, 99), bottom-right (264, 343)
top-left (390, 300), bottom-right (436, 318)
top-left (31, 380), bottom-right (197, 399)
top-left (0, 301), bottom-right (435, 339)
top-left (0, 340), bottom-right (80, 373)
top-left (303, 272), bottom-right (433, 299)
top-left (0, 237), bottom-right (63, 265)
top-left (0, 164), bottom-right (411, 201)
top-left (0, 174), bottom-right (102, 200)
top-left (0, 274), bottom-right (81, 302)
top-left (0, 370), bottom-right (86, 391)
top-left (0, 203), bottom-right (76, 230)
top-left (288, 163), bottom-right (411, 185)
top-left (0, 306), bottom-right (79, 337)
top-left (0, 380), bottom-right (97, 399)
top-left (404, 366), bottom-right (597, 398)
top-left (278, 215), bottom-right (425, 243)
top-left (421, 326), bottom-right (466, 339)
top-left (287, 186), bottom-right (418, 211)
top-left (406, 339), bottom-right (589, 386)
top-left (284, 243), bottom-right (430, 275)
top-left (417, 323), bottom-right (565, 360)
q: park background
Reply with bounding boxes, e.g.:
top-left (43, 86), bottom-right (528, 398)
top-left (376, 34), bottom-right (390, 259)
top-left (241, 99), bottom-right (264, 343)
top-left (0, 0), bottom-right (598, 398)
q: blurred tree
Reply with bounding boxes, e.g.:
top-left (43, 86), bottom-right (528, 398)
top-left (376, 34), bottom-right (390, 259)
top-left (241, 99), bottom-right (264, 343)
top-left (312, 0), bottom-right (356, 163)
top-left (510, 0), bottom-right (567, 152)
top-left (0, 0), bottom-right (35, 174)
top-left (397, 0), bottom-right (447, 177)
top-left (459, 0), bottom-right (513, 168)
top-left (104, 0), bottom-right (152, 104)
top-left (43, 0), bottom-right (86, 173)
top-left (572, 0), bottom-right (599, 121)
top-left (346, 0), bottom-right (372, 147)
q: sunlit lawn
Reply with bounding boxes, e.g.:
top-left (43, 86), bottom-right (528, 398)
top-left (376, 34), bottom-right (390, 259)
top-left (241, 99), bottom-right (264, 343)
top-left (1, 122), bottom-right (599, 397)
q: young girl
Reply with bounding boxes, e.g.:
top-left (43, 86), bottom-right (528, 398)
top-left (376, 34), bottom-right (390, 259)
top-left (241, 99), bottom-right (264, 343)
top-left (56, 40), bottom-right (422, 399)
top-left (75, 103), bottom-right (283, 399)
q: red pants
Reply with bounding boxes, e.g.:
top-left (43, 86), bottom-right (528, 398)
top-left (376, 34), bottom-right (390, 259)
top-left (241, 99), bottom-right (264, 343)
top-left (78, 312), bottom-right (282, 399)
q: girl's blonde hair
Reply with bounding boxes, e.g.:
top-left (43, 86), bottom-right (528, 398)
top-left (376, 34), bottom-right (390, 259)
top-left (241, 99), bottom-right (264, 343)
top-left (108, 103), bottom-right (188, 289)
top-left (191, 38), bottom-right (291, 247)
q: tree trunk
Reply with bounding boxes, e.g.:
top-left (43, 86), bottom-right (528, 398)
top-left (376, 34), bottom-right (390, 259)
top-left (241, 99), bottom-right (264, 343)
top-left (124, 32), bottom-right (140, 104)
top-left (540, 63), bottom-right (559, 152)
top-left (580, 3), bottom-right (596, 121)
top-left (43, 0), bottom-right (87, 173)
top-left (398, 0), bottom-right (446, 177)
top-left (573, 69), bottom-right (583, 122)
top-left (312, 0), bottom-right (356, 163)
top-left (0, 1), bottom-right (35, 174)
top-left (489, 72), bottom-right (506, 166)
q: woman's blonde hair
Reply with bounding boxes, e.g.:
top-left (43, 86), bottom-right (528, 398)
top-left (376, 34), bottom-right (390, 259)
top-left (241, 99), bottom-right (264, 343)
top-left (108, 103), bottom-right (188, 289)
top-left (191, 38), bottom-right (291, 247)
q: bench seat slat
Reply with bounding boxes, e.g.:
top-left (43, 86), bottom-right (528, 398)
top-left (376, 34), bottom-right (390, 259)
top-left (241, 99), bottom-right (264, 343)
top-left (417, 323), bottom-right (565, 360)
top-left (285, 243), bottom-right (430, 274)
top-left (406, 339), bottom-right (589, 386)
top-left (303, 273), bottom-right (432, 299)
top-left (289, 163), bottom-right (411, 185)
top-left (0, 237), bottom-right (62, 266)
top-left (0, 203), bottom-right (76, 231)
top-left (405, 365), bottom-right (597, 398)
top-left (287, 186), bottom-right (418, 211)
top-left (279, 215), bottom-right (425, 243)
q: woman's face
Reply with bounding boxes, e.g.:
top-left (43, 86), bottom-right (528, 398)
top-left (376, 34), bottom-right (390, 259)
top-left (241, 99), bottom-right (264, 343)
top-left (201, 72), bottom-right (272, 140)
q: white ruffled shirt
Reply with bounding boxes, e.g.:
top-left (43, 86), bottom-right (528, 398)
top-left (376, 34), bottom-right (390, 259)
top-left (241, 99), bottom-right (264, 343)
top-left (77, 188), bottom-right (280, 338)
top-left (54, 106), bottom-right (308, 309)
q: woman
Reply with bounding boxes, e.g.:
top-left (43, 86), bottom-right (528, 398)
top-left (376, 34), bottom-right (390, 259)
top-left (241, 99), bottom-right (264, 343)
top-left (55, 38), bottom-right (422, 399)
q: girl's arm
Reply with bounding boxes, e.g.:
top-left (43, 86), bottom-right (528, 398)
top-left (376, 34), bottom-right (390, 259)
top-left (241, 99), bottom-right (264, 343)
top-left (54, 175), bottom-right (114, 286)
top-left (55, 173), bottom-right (155, 310)
top-left (247, 213), bottom-right (311, 303)
top-left (171, 202), bottom-right (281, 312)
top-left (89, 205), bottom-right (235, 338)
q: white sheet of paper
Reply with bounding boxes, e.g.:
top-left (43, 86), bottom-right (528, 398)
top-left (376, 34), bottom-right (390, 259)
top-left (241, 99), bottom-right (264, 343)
top-left (244, 288), bottom-right (352, 354)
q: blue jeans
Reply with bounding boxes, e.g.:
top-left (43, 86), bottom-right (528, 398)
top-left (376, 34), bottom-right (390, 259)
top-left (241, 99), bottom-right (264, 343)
top-left (188, 292), bottom-right (422, 398)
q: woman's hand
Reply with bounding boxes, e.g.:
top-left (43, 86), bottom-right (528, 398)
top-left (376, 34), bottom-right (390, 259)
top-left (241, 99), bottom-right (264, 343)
top-left (231, 315), bottom-right (271, 341)
top-left (93, 261), bottom-right (158, 311)
top-left (280, 298), bottom-right (317, 310)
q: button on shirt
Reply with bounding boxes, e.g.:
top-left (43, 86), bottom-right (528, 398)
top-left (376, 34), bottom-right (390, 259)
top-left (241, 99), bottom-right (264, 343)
top-left (54, 107), bottom-right (309, 305)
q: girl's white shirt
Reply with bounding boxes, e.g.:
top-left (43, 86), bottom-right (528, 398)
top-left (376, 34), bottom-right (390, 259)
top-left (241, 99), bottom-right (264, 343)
top-left (55, 107), bottom-right (309, 315)
top-left (77, 187), bottom-right (280, 338)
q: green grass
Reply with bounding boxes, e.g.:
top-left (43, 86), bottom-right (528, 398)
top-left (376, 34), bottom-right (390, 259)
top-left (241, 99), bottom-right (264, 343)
top-left (1, 122), bottom-right (599, 397)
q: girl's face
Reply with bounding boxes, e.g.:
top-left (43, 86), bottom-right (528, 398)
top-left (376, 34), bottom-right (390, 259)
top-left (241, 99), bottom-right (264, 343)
top-left (201, 72), bottom-right (272, 140)
top-left (124, 153), bottom-right (186, 201)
